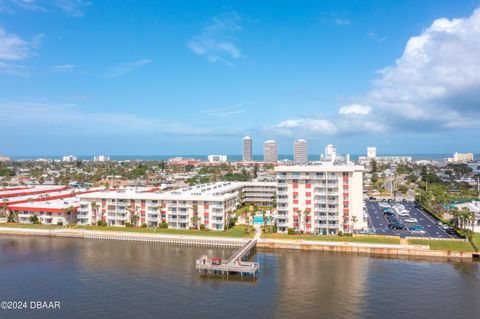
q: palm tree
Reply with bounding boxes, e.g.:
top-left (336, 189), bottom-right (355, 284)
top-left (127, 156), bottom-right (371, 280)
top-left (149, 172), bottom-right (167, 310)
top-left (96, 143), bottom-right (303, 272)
top-left (1, 197), bottom-right (9, 218)
top-left (297, 210), bottom-right (303, 233)
top-left (190, 214), bottom-right (201, 230)
top-left (225, 210), bottom-right (233, 230)
top-left (351, 216), bottom-right (358, 234)
top-left (261, 210), bottom-right (267, 233)
top-left (450, 206), bottom-right (461, 228)
top-left (90, 202), bottom-right (99, 223)
top-left (303, 210), bottom-right (310, 233)
top-left (130, 213), bottom-right (139, 227)
top-left (461, 207), bottom-right (473, 231)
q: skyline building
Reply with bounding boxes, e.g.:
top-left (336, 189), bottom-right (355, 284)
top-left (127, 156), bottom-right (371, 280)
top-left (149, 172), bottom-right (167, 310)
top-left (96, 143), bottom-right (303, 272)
top-left (264, 140), bottom-right (278, 162)
top-left (294, 139), bottom-right (308, 164)
top-left (242, 136), bottom-right (252, 162)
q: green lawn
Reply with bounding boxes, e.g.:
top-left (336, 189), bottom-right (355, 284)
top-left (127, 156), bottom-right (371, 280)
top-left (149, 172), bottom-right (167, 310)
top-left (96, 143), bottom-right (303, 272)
top-left (73, 225), bottom-right (252, 238)
top-left (0, 223), bottom-right (252, 238)
top-left (262, 233), bottom-right (401, 244)
top-left (0, 223), bottom-right (60, 229)
top-left (408, 239), bottom-right (474, 252)
top-left (470, 233), bottom-right (480, 251)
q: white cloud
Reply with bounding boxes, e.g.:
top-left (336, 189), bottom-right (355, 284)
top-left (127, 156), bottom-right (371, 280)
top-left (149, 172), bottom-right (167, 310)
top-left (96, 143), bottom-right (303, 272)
top-left (271, 118), bottom-right (337, 136)
top-left (201, 101), bottom-right (254, 118)
top-left (187, 12), bottom-right (243, 65)
top-left (52, 64), bottom-right (76, 70)
top-left (54, 0), bottom-right (91, 16)
top-left (105, 59), bottom-right (151, 78)
top-left (366, 8), bottom-right (480, 130)
top-left (0, 27), bottom-right (30, 60)
top-left (339, 104), bottom-right (372, 116)
top-left (367, 31), bottom-right (387, 42)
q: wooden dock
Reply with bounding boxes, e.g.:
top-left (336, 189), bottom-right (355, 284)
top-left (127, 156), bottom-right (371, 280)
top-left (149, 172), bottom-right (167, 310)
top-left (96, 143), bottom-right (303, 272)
top-left (195, 239), bottom-right (259, 277)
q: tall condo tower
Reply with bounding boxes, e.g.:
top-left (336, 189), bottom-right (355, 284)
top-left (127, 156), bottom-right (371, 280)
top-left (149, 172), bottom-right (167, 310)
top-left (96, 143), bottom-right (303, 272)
top-left (242, 136), bottom-right (252, 161)
top-left (294, 139), bottom-right (308, 164)
top-left (264, 140), bottom-right (278, 162)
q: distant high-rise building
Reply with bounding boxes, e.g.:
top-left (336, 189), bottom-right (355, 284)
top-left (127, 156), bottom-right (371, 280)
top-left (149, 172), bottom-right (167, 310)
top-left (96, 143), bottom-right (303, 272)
top-left (324, 144), bottom-right (337, 162)
top-left (294, 139), bottom-right (308, 164)
top-left (264, 140), bottom-right (278, 162)
top-left (243, 136), bottom-right (252, 161)
top-left (62, 155), bottom-right (77, 162)
top-left (94, 155), bottom-right (110, 162)
top-left (367, 147), bottom-right (377, 159)
top-left (0, 155), bottom-right (11, 162)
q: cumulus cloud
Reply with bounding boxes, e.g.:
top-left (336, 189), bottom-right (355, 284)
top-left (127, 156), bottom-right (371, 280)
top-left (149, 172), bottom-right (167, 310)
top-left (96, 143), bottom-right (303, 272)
top-left (0, 27), bottom-right (30, 60)
top-left (0, 0), bottom-right (90, 15)
top-left (339, 104), bottom-right (372, 115)
top-left (187, 12), bottom-right (243, 65)
top-left (367, 8), bottom-right (480, 130)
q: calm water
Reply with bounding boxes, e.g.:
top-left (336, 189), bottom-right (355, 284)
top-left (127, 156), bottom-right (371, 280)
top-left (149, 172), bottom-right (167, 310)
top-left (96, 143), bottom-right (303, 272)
top-left (1, 236), bottom-right (479, 319)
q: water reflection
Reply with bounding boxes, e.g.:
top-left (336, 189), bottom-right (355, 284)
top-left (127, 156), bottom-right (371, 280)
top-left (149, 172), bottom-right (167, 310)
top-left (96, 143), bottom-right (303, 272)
top-left (0, 236), bottom-right (479, 319)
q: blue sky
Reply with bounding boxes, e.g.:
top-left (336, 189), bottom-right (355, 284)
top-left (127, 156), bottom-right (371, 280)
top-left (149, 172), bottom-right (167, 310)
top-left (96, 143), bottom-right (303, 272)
top-left (1, 0), bottom-right (480, 156)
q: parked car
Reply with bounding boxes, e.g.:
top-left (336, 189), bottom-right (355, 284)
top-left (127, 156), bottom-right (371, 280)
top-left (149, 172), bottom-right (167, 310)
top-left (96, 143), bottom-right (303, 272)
top-left (446, 228), bottom-right (457, 235)
top-left (410, 229), bottom-right (426, 235)
top-left (397, 211), bottom-right (410, 217)
top-left (409, 225), bottom-right (425, 231)
top-left (389, 222), bottom-right (406, 230)
top-left (404, 218), bottom-right (418, 223)
top-left (441, 224), bottom-right (449, 230)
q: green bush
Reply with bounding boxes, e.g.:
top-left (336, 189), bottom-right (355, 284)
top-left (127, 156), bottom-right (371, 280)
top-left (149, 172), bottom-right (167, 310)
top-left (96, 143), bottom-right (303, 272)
top-left (199, 224), bottom-right (206, 230)
top-left (287, 228), bottom-right (295, 235)
top-left (97, 220), bottom-right (107, 226)
top-left (57, 221), bottom-right (63, 226)
top-left (125, 222), bottom-right (133, 227)
top-left (29, 215), bottom-right (40, 224)
top-left (141, 223), bottom-right (147, 228)
top-left (338, 230), bottom-right (343, 236)
top-left (159, 221), bottom-right (168, 229)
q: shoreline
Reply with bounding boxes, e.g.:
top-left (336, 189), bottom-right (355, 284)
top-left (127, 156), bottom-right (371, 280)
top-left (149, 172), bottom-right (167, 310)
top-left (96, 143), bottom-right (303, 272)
top-left (0, 227), bottom-right (477, 261)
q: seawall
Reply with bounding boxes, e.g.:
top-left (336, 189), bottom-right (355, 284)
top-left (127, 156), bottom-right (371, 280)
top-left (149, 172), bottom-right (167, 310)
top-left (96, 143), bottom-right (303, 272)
top-left (0, 227), bottom-right (476, 260)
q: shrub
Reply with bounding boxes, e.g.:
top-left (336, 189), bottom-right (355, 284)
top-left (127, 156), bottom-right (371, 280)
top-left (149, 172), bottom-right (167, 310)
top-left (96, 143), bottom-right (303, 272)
top-left (159, 221), bottom-right (168, 229)
top-left (272, 226), bottom-right (277, 233)
top-left (287, 228), bottom-right (295, 235)
top-left (338, 230), bottom-right (343, 236)
top-left (30, 215), bottom-right (40, 224)
top-left (124, 222), bottom-right (133, 227)
top-left (141, 223), bottom-right (147, 228)
top-left (57, 221), bottom-right (63, 226)
top-left (97, 220), bottom-right (107, 226)
top-left (199, 224), bottom-right (206, 230)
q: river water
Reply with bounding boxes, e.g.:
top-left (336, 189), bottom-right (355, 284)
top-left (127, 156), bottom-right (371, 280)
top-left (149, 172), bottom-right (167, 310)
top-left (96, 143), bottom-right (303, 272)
top-left (0, 236), bottom-right (479, 319)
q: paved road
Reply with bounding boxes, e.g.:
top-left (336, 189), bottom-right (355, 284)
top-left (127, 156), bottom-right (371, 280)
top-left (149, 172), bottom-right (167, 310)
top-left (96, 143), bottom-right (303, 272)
top-left (366, 201), bottom-right (456, 239)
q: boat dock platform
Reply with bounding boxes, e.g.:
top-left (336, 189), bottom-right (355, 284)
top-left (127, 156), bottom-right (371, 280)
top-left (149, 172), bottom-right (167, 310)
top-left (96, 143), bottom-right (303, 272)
top-left (195, 239), bottom-right (259, 277)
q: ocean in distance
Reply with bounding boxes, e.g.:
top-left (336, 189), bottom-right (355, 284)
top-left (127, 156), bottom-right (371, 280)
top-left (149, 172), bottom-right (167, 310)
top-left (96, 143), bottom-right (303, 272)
top-left (0, 236), bottom-right (479, 319)
top-left (10, 154), bottom-right (474, 162)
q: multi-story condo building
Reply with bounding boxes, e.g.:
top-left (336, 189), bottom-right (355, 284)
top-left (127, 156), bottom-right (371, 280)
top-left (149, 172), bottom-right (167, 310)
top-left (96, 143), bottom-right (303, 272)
top-left (207, 155), bottom-right (228, 163)
top-left (0, 155), bottom-right (11, 162)
top-left (241, 182), bottom-right (276, 207)
top-left (294, 139), bottom-right (308, 164)
top-left (275, 163), bottom-right (366, 235)
top-left (448, 152), bottom-right (474, 163)
top-left (264, 140), bottom-right (278, 162)
top-left (8, 197), bottom-right (79, 225)
top-left (242, 136), bottom-right (252, 161)
top-left (94, 155), bottom-right (110, 162)
top-left (62, 155), bottom-right (77, 162)
top-left (77, 182), bottom-right (277, 230)
top-left (367, 147), bottom-right (376, 159)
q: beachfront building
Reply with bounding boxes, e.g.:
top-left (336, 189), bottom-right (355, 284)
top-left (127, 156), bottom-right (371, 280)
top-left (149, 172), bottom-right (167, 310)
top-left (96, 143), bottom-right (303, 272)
top-left (447, 152), bottom-right (474, 163)
top-left (9, 197), bottom-right (79, 225)
top-left (367, 147), bottom-right (377, 159)
top-left (62, 155), bottom-right (77, 162)
top-left (77, 182), bottom-right (277, 230)
top-left (275, 163), bottom-right (366, 235)
top-left (294, 139), bottom-right (308, 164)
top-left (264, 140), bottom-right (278, 163)
top-left (207, 155), bottom-right (228, 163)
top-left (0, 155), bottom-right (11, 162)
top-left (358, 147), bottom-right (411, 165)
top-left (94, 155), bottom-right (110, 162)
top-left (243, 136), bottom-right (253, 162)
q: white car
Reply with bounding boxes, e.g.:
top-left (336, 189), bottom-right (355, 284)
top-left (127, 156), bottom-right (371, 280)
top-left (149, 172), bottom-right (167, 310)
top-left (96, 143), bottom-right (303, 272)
top-left (410, 229), bottom-right (426, 235)
top-left (404, 218), bottom-right (418, 223)
top-left (397, 211), bottom-right (410, 217)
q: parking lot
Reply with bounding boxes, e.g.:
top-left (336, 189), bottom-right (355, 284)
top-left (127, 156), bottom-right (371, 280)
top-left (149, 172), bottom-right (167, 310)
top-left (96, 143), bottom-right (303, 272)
top-left (365, 200), bottom-right (459, 239)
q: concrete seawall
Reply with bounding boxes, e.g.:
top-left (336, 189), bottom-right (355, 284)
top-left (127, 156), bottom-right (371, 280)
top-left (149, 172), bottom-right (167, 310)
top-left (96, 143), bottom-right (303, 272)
top-left (0, 227), bottom-right (476, 260)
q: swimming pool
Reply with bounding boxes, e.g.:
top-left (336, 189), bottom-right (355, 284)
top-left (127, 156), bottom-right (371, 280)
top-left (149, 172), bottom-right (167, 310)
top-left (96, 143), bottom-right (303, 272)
top-left (253, 216), bottom-right (271, 224)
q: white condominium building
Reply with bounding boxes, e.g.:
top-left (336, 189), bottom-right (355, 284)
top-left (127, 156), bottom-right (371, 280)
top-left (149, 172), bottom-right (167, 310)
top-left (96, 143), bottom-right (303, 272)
top-left (450, 152), bottom-right (474, 162)
top-left (62, 155), bottom-right (77, 162)
top-left (208, 155), bottom-right (228, 163)
top-left (77, 182), bottom-right (277, 231)
top-left (275, 163), bottom-right (366, 235)
top-left (94, 155), bottom-right (110, 162)
top-left (294, 139), bottom-right (308, 164)
top-left (367, 147), bottom-right (377, 159)
top-left (243, 136), bottom-right (252, 162)
top-left (264, 140), bottom-right (278, 162)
